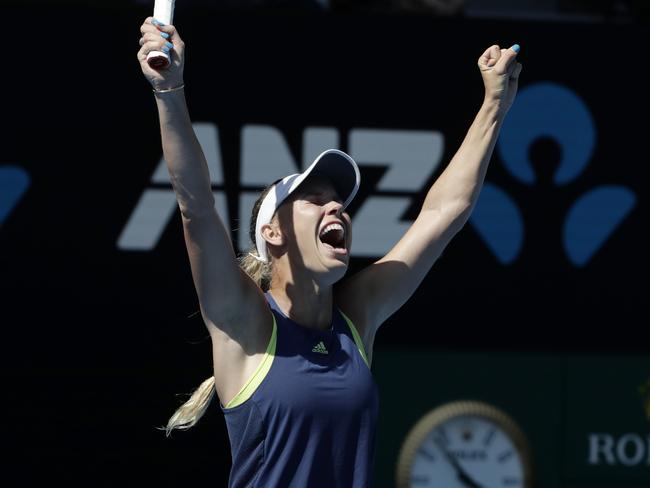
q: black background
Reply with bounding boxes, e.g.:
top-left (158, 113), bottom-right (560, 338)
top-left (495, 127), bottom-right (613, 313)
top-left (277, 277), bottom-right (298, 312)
top-left (1, 3), bottom-right (648, 486)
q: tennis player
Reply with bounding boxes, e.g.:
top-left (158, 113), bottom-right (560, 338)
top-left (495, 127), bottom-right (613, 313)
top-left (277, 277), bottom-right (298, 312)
top-left (138, 16), bottom-right (521, 487)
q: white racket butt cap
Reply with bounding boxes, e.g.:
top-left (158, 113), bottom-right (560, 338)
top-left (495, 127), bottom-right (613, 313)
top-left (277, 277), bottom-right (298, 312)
top-left (147, 51), bottom-right (171, 69)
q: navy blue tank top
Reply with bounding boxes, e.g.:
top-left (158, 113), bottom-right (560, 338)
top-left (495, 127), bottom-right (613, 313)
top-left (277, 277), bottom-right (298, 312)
top-left (221, 292), bottom-right (379, 487)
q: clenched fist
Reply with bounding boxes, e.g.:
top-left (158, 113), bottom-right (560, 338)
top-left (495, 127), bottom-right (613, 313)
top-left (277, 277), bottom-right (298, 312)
top-left (478, 44), bottom-right (522, 113)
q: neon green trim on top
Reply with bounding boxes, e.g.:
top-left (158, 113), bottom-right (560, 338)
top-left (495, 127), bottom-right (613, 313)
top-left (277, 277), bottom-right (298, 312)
top-left (224, 315), bottom-right (277, 409)
top-left (339, 310), bottom-right (370, 368)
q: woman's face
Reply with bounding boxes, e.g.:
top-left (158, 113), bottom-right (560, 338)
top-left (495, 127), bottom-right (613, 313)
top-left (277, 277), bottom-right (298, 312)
top-left (275, 177), bottom-right (352, 284)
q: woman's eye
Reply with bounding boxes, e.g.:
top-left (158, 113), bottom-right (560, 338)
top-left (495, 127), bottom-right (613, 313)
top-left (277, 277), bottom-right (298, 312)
top-left (301, 193), bottom-right (340, 205)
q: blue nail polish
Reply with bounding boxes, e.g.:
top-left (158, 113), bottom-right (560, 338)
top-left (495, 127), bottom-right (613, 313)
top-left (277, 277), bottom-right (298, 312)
top-left (160, 32), bottom-right (170, 39)
top-left (511, 44), bottom-right (520, 53)
top-left (152, 18), bottom-right (165, 26)
top-left (162, 45), bottom-right (170, 54)
top-left (165, 41), bottom-right (174, 49)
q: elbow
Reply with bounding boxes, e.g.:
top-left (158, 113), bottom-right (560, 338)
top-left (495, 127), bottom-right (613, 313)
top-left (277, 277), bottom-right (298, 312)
top-left (433, 201), bottom-right (474, 239)
top-left (417, 201), bottom-right (472, 240)
top-left (179, 204), bottom-right (217, 223)
top-left (444, 199), bottom-right (474, 230)
top-left (177, 193), bottom-right (217, 221)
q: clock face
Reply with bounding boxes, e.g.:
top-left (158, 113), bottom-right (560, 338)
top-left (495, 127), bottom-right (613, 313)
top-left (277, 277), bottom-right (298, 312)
top-left (407, 414), bottom-right (527, 488)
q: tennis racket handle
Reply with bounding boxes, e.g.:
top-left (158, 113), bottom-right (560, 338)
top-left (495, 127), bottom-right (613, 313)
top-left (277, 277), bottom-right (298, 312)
top-left (146, 0), bottom-right (176, 70)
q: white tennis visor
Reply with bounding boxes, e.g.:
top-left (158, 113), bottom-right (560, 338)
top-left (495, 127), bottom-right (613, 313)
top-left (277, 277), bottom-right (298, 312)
top-left (254, 149), bottom-right (361, 263)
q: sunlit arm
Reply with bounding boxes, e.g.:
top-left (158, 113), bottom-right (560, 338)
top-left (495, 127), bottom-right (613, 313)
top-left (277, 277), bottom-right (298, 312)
top-left (420, 98), bottom-right (505, 239)
top-left (372, 100), bottom-right (505, 314)
top-left (155, 91), bottom-right (216, 219)
top-left (155, 90), bottom-right (269, 345)
top-left (337, 99), bottom-right (511, 353)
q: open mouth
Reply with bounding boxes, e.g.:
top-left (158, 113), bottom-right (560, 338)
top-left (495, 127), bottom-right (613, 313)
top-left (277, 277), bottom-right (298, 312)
top-left (318, 222), bottom-right (347, 253)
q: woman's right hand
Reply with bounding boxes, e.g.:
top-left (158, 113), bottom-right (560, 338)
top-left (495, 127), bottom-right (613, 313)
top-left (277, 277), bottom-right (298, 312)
top-left (137, 17), bottom-right (185, 91)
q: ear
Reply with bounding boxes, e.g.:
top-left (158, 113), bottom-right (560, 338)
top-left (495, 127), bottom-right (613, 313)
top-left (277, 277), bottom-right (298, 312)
top-left (261, 221), bottom-right (284, 247)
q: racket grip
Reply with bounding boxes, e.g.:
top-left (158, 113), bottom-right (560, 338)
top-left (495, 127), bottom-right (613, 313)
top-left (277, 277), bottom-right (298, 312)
top-left (147, 0), bottom-right (175, 70)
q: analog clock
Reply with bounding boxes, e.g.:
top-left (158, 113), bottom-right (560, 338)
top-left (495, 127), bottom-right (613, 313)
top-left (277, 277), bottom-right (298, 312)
top-left (396, 401), bottom-right (533, 488)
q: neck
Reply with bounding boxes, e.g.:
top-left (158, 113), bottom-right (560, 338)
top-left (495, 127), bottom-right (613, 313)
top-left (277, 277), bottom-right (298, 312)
top-left (268, 266), bottom-right (334, 331)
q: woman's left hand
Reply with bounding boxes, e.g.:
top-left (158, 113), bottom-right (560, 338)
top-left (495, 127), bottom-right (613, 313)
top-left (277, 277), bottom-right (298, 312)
top-left (478, 44), bottom-right (522, 113)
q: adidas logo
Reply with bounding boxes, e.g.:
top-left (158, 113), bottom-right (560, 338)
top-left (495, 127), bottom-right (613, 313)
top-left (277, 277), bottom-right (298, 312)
top-left (312, 342), bottom-right (328, 355)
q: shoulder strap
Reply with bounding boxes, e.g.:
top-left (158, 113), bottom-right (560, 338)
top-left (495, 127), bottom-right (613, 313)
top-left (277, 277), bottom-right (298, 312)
top-left (337, 309), bottom-right (369, 367)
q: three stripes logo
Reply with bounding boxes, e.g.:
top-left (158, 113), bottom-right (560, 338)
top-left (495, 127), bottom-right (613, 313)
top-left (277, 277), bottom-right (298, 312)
top-left (312, 342), bottom-right (328, 355)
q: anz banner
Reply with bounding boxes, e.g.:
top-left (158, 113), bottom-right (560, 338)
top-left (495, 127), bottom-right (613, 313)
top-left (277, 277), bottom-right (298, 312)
top-left (118, 83), bottom-right (637, 267)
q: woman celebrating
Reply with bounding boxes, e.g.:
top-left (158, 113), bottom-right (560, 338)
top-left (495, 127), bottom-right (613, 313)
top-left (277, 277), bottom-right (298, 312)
top-left (137, 16), bottom-right (521, 488)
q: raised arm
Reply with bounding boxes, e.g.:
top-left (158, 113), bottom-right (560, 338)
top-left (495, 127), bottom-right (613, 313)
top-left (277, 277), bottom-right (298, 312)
top-left (136, 19), bottom-right (270, 362)
top-left (337, 45), bottom-right (522, 348)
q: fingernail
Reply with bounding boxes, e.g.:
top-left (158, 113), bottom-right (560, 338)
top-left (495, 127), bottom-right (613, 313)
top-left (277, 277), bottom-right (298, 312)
top-left (511, 44), bottom-right (520, 53)
top-left (152, 19), bottom-right (165, 26)
top-left (165, 41), bottom-right (173, 49)
top-left (160, 32), bottom-right (170, 39)
top-left (162, 45), bottom-right (171, 54)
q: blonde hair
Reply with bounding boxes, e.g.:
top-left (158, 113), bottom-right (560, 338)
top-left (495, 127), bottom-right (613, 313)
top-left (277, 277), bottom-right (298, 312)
top-left (164, 376), bottom-right (216, 436)
top-left (164, 181), bottom-right (278, 436)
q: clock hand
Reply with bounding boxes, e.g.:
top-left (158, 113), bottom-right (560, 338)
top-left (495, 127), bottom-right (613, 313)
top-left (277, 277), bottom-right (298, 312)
top-left (433, 438), bottom-right (485, 488)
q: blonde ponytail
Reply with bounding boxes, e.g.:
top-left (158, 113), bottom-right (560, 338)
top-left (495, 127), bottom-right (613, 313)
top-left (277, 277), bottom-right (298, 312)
top-left (164, 376), bottom-right (216, 437)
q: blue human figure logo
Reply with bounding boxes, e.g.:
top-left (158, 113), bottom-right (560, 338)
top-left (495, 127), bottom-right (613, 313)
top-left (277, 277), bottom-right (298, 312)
top-left (470, 82), bottom-right (636, 267)
top-left (0, 166), bottom-right (30, 229)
